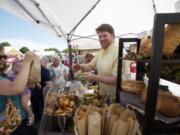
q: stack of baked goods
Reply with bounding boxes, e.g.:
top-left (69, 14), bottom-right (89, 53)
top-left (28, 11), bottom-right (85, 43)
top-left (44, 92), bottom-right (58, 116)
top-left (121, 80), bottom-right (180, 118)
top-left (121, 80), bottom-right (146, 94)
top-left (138, 24), bottom-right (180, 58)
top-left (55, 95), bottom-right (74, 116)
top-left (141, 89), bottom-right (180, 117)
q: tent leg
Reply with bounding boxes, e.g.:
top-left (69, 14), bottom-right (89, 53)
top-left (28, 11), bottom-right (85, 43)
top-left (67, 38), bottom-right (74, 81)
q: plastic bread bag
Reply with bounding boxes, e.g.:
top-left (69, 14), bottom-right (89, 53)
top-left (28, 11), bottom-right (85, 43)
top-left (69, 81), bottom-right (85, 99)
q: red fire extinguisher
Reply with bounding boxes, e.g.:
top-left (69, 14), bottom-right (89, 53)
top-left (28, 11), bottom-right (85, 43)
top-left (130, 61), bottom-right (136, 73)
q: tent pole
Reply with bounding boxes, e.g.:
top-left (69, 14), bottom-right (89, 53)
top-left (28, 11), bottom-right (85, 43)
top-left (71, 34), bottom-right (98, 41)
top-left (67, 34), bottom-right (74, 81)
top-left (69, 0), bottom-right (100, 34)
top-left (31, 0), bottom-right (61, 37)
top-left (15, 0), bottom-right (40, 23)
top-left (152, 0), bottom-right (157, 14)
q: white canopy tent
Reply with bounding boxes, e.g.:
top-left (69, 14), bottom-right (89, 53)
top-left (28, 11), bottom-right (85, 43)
top-left (0, 0), bottom-right (178, 71)
top-left (0, 0), bottom-right (100, 38)
top-left (0, 0), bottom-right (178, 49)
top-left (0, 0), bottom-right (100, 79)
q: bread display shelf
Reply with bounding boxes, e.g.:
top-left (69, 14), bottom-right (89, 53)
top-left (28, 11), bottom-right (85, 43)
top-left (144, 75), bottom-right (180, 97)
top-left (116, 12), bottom-right (180, 135)
top-left (121, 58), bottom-right (180, 64)
top-left (119, 92), bottom-right (180, 124)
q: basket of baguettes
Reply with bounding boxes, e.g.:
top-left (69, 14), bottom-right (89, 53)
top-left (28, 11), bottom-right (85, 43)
top-left (44, 92), bottom-right (75, 117)
top-left (43, 81), bottom-right (86, 117)
top-left (121, 80), bottom-right (180, 118)
top-left (74, 104), bottom-right (141, 135)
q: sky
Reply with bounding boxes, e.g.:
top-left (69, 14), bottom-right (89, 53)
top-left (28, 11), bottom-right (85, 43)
top-left (0, 9), bottom-right (68, 51)
top-left (0, 0), bottom-right (178, 51)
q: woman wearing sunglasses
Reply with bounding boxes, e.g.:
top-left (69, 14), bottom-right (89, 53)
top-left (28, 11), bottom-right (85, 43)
top-left (0, 45), bottom-right (34, 95)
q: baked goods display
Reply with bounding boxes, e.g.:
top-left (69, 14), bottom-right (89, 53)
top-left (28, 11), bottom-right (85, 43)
top-left (163, 24), bottom-right (180, 56)
top-left (44, 92), bottom-right (58, 116)
top-left (121, 80), bottom-right (146, 94)
top-left (138, 36), bottom-right (152, 58)
top-left (141, 89), bottom-right (180, 117)
top-left (44, 92), bottom-right (75, 117)
top-left (124, 24), bottom-right (180, 61)
top-left (55, 95), bottom-right (74, 116)
top-left (121, 79), bottom-right (180, 118)
top-left (138, 24), bottom-right (180, 58)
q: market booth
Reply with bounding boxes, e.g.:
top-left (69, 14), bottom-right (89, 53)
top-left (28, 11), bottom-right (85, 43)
top-left (0, 1), bottom-right (180, 135)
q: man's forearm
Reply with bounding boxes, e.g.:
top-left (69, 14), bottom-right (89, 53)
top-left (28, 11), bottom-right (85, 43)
top-left (94, 74), bottom-right (117, 85)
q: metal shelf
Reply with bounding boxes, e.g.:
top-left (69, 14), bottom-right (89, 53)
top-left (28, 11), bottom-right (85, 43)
top-left (117, 12), bottom-right (180, 135)
top-left (116, 38), bottom-right (140, 102)
top-left (134, 109), bottom-right (180, 134)
top-left (143, 13), bottom-right (180, 135)
top-left (121, 58), bottom-right (180, 64)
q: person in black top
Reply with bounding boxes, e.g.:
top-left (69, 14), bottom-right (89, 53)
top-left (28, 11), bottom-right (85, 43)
top-left (30, 56), bottom-right (52, 123)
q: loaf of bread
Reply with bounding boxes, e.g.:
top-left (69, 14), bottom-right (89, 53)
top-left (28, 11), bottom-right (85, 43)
top-left (138, 24), bottom-right (180, 57)
top-left (163, 24), bottom-right (180, 56)
top-left (138, 36), bottom-right (152, 58)
top-left (121, 80), bottom-right (146, 94)
top-left (141, 89), bottom-right (180, 117)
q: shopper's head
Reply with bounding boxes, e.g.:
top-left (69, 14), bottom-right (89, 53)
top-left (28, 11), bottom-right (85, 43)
top-left (52, 54), bottom-right (61, 67)
top-left (40, 56), bottom-right (49, 67)
top-left (84, 53), bottom-right (94, 63)
top-left (96, 24), bottom-right (115, 49)
top-left (0, 46), bottom-right (7, 72)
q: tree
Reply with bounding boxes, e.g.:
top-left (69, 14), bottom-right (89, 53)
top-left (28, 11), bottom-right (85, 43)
top-left (45, 48), bottom-right (60, 54)
top-left (0, 42), bottom-right (11, 47)
top-left (19, 47), bottom-right (29, 54)
top-left (45, 48), bottom-right (62, 58)
top-left (62, 48), bottom-right (77, 53)
top-left (62, 48), bottom-right (68, 53)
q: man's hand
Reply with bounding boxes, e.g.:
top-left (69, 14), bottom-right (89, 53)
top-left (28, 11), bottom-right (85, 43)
top-left (72, 63), bottom-right (81, 73)
top-left (83, 72), bottom-right (96, 81)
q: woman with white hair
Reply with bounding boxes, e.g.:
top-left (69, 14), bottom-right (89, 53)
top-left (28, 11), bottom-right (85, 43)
top-left (48, 54), bottom-right (69, 86)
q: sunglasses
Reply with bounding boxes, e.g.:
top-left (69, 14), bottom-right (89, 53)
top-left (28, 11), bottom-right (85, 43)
top-left (0, 55), bottom-right (7, 59)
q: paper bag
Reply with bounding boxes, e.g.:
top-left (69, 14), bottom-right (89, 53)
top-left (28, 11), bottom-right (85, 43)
top-left (88, 111), bottom-right (102, 135)
top-left (110, 118), bottom-right (130, 135)
top-left (105, 115), bottom-right (119, 135)
top-left (28, 55), bottom-right (41, 85)
top-left (74, 115), bottom-right (87, 135)
top-left (74, 106), bottom-right (88, 135)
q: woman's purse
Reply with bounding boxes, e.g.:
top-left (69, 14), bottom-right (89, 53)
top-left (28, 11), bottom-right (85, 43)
top-left (0, 98), bottom-right (22, 135)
